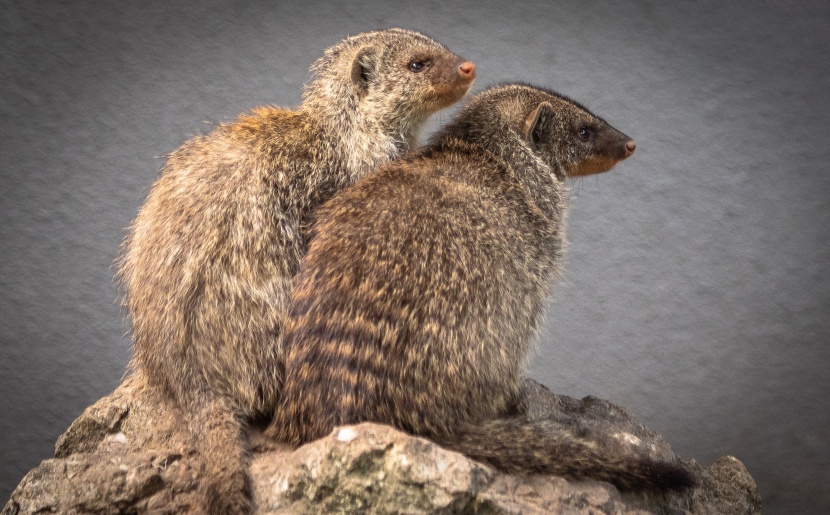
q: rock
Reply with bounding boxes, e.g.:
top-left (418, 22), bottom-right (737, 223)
top-left (2, 377), bottom-right (761, 514)
top-left (4, 376), bottom-right (201, 514)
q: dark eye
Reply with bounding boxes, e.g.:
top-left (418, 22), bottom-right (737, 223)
top-left (408, 60), bottom-right (427, 73)
top-left (577, 128), bottom-right (592, 141)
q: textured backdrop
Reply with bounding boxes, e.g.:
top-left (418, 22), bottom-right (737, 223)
top-left (2, 1), bottom-right (828, 512)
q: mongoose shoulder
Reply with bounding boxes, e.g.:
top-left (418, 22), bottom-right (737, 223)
top-left (116, 28), bottom-right (474, 513)
top-left (271, 83), bottom-right (695, 491)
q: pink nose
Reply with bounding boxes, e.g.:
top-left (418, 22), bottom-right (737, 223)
top-left (625, 140), bottom-right (636, 157)
top-left (458, 61), bottom-right (476, 81)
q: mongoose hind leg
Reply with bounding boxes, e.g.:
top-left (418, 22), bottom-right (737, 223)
top-left (190, 395), bottom-right (251, 514)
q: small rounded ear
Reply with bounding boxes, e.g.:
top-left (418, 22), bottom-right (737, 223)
top-left (350, 46), bottom-right (377, 95)
top-left (522, 102), bottom-right (554, 149)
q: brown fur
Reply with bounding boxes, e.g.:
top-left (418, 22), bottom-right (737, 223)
top-left (270, 84), bottom-right (694, 491)
top-left (116, 28), bottom-right (474, 513)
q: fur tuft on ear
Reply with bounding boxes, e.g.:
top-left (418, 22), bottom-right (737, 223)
top-left (522, 102), bottom-right (554, 149)
top-left (350, 46), bottom-right (377, 95)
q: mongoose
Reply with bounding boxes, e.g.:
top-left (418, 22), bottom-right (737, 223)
top-left (270, 84), bottom-right (696, 491)
top-left (116, 28), bottom-right (475, 513)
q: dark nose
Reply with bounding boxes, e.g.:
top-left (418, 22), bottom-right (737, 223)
top-left (624, 140), bottom-right (636, 158)
top-left (458, 61), bottom-right (476, 81)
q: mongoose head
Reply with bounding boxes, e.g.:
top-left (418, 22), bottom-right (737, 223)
top-left (438, 84), bottom-right (635, 180)
top-left (303, 28), bottom-right (475, 141)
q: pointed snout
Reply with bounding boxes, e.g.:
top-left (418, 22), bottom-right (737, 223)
top-left (624, 139), bottom-right (636, 159)
top-left (431, 58), bottom-right (476, 108)
top-left (568, 127), bottom-right (635, 177)
top-left (457, 61), bottom-right (476, 82)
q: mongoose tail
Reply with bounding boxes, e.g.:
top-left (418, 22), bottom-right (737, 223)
top-left (440, 418), bottom-right (696, 491)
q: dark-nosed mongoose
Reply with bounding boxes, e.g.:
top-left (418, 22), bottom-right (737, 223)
top-left (270, 84), bottom-right (696, 491)
top-left (116, 28), bottom-right (474, 512)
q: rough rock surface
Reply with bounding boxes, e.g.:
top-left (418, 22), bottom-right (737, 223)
top-left (3, 377), bottom-right (760, 514)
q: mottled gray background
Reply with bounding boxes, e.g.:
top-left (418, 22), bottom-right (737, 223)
top-left (2, 1), bottom-right (828, 512)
